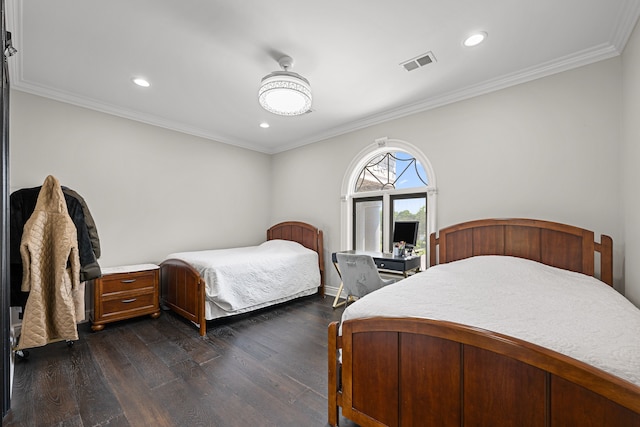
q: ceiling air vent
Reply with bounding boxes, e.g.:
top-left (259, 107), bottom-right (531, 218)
top-left (400, 51), bottom-right (436, 72)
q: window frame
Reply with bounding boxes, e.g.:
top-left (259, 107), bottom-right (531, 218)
top-left (389, 192), bottom-right (427, 253)
top-left (341, 138), bottom-right (437, 267)
top-left (352, 195), bottom-right (384, 251)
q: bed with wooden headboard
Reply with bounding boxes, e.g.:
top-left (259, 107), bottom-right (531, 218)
top-left (160, 221), bottom-right (324, 336)
top-left (328, 218), bottom-right (640, 426)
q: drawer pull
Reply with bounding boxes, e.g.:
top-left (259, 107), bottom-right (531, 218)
top-left (121, 298), bottom-right (137, 303)
top-left (121, 279), bottom-right (137, 284)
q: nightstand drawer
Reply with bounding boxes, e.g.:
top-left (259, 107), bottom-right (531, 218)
top-left (101, 292), bottom-right (156, 316)
top-left (99, 270), bottom-right (157, 295)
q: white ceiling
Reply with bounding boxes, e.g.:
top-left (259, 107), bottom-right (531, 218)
top-left (6, 0), bottom-right (640, 154)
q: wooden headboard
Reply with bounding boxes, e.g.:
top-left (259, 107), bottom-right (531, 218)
top-left (267, 221), bottom-right (325, 292)
top-left (429, 218), bottom-right (613, 286)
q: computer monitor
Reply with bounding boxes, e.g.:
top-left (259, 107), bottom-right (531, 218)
top-left (392, 221), bottom-right (419, 247)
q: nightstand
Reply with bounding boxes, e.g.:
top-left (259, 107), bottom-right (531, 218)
top-left (89, 263), bottom-right (161, 331)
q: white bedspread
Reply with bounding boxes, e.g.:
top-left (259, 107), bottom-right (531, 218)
top-left (341, 255), bottom-right (640, 387)
top-left (165, 239), bottom-right (320, 313)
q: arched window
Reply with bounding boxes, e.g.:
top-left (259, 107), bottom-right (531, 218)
top-left (341, 138), bottom-right (437, 266)
top-left (355, 151), bottom-right (428, 192)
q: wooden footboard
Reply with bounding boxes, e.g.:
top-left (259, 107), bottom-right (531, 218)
top-left (328, 317), bottom-right (640, 426)
top-left (160, 259), bottom-right (206, 336)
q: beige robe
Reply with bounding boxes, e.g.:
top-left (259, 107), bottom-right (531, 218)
top-left (17, 175), bottom-right (80, 349)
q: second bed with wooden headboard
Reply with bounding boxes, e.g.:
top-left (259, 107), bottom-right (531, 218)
top-left (329, 218), bottom-right (640, 426)
top-left (160, 221), bottom-right (324, 336)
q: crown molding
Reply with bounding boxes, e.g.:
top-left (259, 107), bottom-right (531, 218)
top-left (293, 42), bottom-right (622, 153)
top-left (609, 0), bottom-right (640, 51)
top-left (5, 40), bottom-right (625, 156)
top-left (6, 0), bottom-right (639, 155)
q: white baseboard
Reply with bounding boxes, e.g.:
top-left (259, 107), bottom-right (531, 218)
top-left (324, 285), bottom-right (343, 298)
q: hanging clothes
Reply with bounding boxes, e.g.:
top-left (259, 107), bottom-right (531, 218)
top-left (17, 175), bottom-right (80, 349)
top-left (10, 182), bottom-right (101, 309)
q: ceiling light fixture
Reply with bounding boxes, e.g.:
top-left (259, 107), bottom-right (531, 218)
top-left (258, 56), bottom-right (312, 116)
top-left (463, 32), bottom-right (487, 47)
top-left (132, 77), bottom-right (150, 87)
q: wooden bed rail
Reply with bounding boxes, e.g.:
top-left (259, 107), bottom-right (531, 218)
top-left (430, 218), bottom-right (614, 286)
top-left (327, 322), bottom-right (340, 427)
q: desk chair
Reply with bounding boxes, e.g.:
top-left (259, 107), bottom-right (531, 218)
top-left (336, 253), bottom-right (398, 306)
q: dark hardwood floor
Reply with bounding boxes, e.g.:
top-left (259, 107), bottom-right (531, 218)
top-left (3, 295), bottom-right (359, 427)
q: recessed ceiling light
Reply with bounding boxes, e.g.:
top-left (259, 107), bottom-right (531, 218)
top-left (259, 122), bottom-right (270, 129)
top-left (132, 77), bottom-right (150, 87)
top-left (463, 32), bottom-right (487, 47)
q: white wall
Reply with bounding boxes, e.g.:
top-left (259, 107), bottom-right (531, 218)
top-left (272, 58), bottom-right (623, 292)
top-left (10, 91), bottom-right (272, 267)
top-left (9, 56), bottom-right (629, 298)
top-left (622, 19), bottom-right (640, 306)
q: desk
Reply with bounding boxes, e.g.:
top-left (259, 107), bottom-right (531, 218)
top-left (331, 250), bottom-right (422, 308)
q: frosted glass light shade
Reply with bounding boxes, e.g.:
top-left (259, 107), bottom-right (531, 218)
top-left (258, 71), bottom-right (312, 116)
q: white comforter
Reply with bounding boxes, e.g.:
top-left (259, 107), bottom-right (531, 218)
top-left (341, 255), bottom-right (640, 387)
top-left (165, 239), bottom-right (320, 313)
